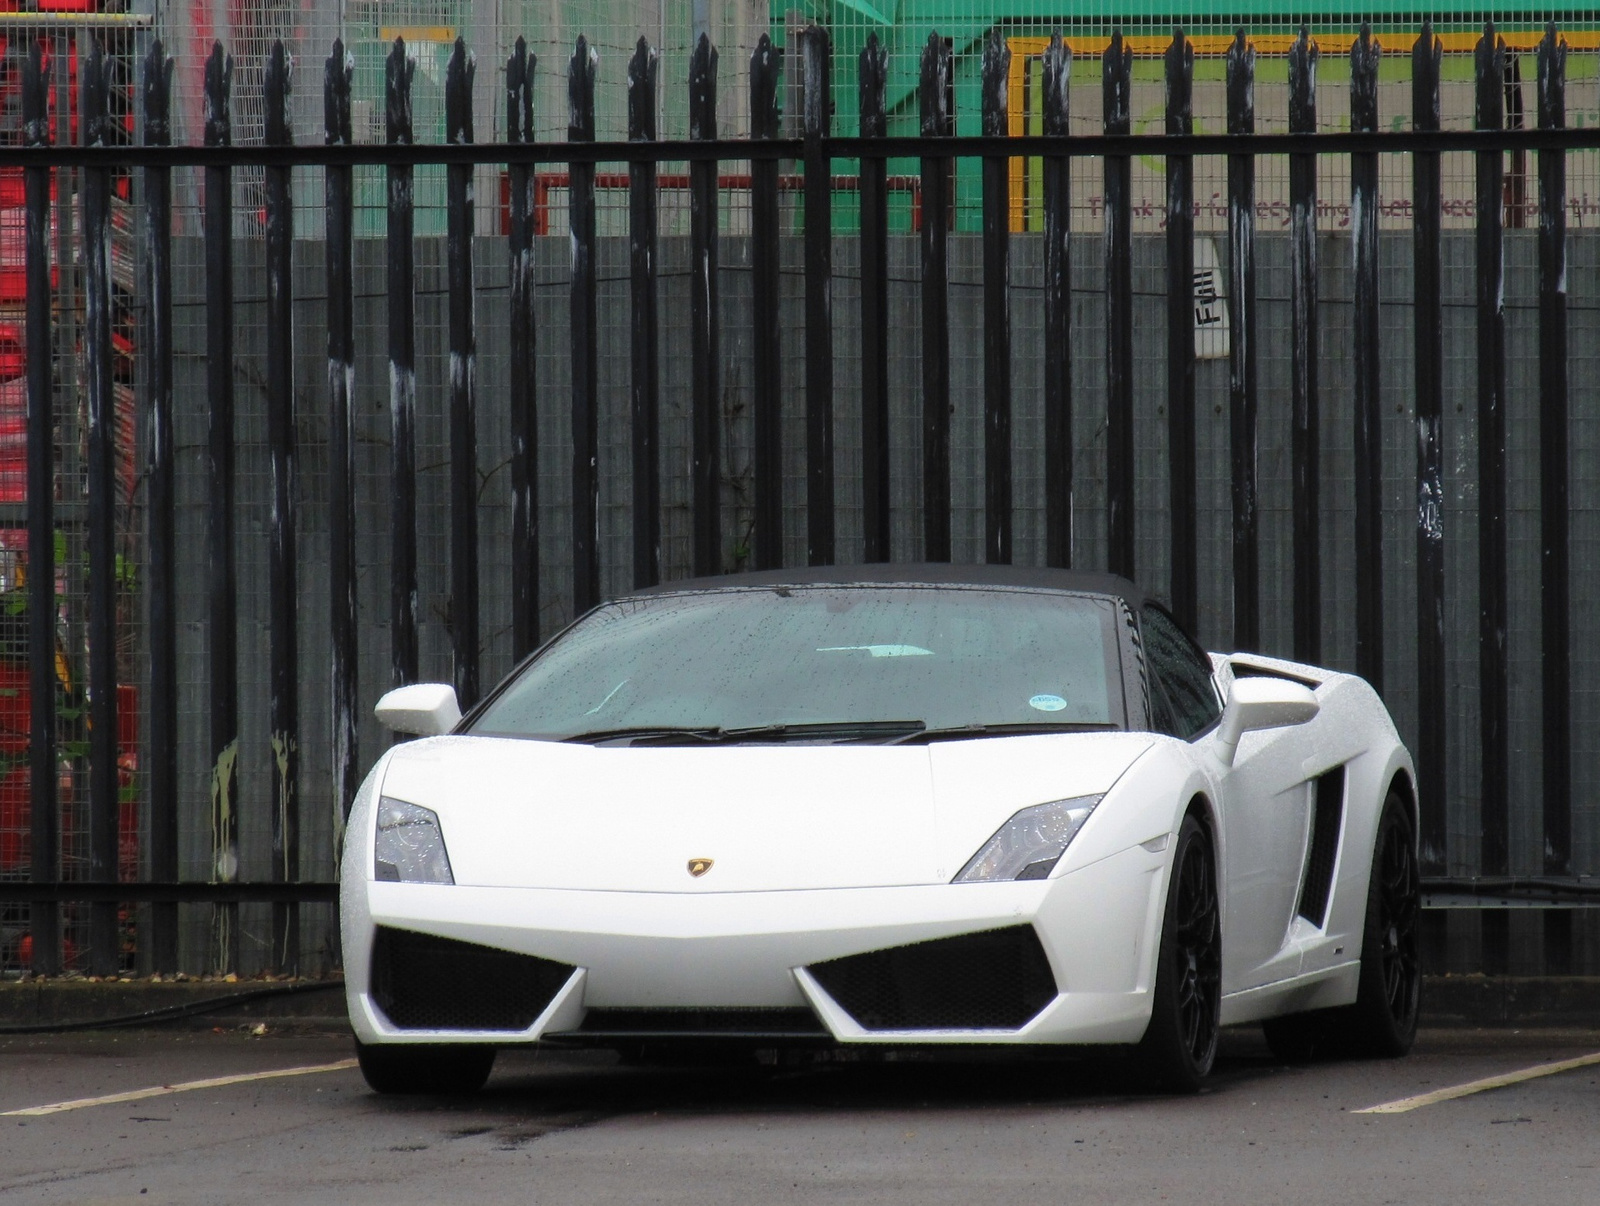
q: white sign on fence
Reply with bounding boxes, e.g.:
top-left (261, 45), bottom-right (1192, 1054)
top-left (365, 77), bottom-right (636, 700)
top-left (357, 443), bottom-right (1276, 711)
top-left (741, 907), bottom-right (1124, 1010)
top-left (1194, 237), bottom-right (1229, 360)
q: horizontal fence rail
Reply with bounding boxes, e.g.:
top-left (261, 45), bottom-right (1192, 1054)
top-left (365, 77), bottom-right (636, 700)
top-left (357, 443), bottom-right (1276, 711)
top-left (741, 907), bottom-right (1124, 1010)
top-left (13, 128), bottom-right (1600, 167)
top-left (3, 19), bottom-right (1599, 979)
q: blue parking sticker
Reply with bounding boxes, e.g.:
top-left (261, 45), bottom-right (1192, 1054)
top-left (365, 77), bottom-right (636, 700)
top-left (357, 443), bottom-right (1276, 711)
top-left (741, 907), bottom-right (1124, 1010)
top-left (1029, 694), bottom-right (1068, 712)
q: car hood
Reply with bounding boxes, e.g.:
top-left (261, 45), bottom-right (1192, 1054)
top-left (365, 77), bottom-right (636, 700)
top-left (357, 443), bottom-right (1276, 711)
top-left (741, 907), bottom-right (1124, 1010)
top-left (377, 732), bottom-right (1158, 892)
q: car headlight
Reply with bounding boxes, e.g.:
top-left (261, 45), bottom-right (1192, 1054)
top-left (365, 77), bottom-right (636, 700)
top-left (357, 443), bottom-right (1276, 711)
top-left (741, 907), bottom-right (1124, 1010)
top-left (953, 795), bottom-right (1103, 883)
top-left (373, 798), bottom-right (454, 884)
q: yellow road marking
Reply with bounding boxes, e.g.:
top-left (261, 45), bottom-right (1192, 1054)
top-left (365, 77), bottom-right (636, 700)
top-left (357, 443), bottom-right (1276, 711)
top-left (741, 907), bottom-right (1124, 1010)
top-left (2, 1058), bottom-right (358, 1117)
top-left (1354, 1051), bottom-right (1600, 1115)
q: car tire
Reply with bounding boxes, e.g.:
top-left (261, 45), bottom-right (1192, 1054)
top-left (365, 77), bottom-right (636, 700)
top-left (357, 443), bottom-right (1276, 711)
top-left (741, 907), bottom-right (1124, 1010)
top-left (1338, 789), bottom-right (1422, 1057)
top-left (1135, 813), bottom-right (1221, 1092)
top-left (355, 1040), bottom-right (497, 1095)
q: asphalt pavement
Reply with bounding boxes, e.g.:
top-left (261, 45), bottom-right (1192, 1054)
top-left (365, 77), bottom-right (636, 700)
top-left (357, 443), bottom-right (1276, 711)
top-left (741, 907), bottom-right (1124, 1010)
top-left (1, 1026), bottom-right (1596, 1205)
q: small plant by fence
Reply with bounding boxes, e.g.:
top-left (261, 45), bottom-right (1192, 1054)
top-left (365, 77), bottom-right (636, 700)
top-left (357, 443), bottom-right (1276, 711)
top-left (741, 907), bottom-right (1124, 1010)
top-left (1, 19), bottom-right (1598, 978)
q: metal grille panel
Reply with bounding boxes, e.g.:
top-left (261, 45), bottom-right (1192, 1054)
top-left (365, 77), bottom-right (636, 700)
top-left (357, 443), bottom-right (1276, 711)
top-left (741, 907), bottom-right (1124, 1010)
top-left (807, 925), bottom-right (1057, 1031)
top-left (575, 1007), bottom-right (827, 1037)
top-left (369, 926), bottom-right (574, 1031)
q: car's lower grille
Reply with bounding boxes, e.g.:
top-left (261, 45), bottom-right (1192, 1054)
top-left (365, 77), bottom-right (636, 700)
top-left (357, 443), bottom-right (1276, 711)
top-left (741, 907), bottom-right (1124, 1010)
top-left (575, 1008), bottom-right (828, 1037)
top-left (806, 925), bottom-right (1058, 1031)
top-left (369, 927), bottom-right (575, 1032)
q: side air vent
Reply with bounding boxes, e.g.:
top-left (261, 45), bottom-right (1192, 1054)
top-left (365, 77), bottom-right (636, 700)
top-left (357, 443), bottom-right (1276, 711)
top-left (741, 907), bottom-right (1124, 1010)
top-left (806, 925), bottom-right (1057, 1031)
top-left (1297, 767), bottom-right (1346, 927)
top-left (369, 927), bottom-right (575, 1031)
top-left (1230, 661), bottom-right (1322, 690)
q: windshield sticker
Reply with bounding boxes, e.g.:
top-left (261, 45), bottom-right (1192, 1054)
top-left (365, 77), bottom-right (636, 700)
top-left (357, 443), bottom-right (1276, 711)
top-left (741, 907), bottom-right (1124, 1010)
top-left (815, 645), bottom-right (934, 658)
top-left (1029, 693), bottom-right (1069, 712)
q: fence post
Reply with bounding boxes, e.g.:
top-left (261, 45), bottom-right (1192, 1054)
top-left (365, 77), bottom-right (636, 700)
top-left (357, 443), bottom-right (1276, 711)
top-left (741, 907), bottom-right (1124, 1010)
top-left (23, 41), bottom-right (58, 975)
top-left (446, 39), bottom-right (480, 708)
top-left (1288, 28), bottom-right (1320, 665)
top-left (1103, 31), bottom-right (1133, 580)
top-left (508, 37), bottom-right (541, 645)
top-left (1412, 21), bottom-right (1447, 972)
top-left (859, 33), bottom-right (889, 563)
top-left (1475, 24), bottom-right (1510, 973)
top-left (143, 40), bottom-right (178, 970)
top-left (750, 34), bottom-right (782, 570)
top-left (1226, 30), bottom-right (1257, 651)
top-left (689, 34), bottom-right (722, 577)
top-left (324, 40), bottom-right (357, 841)
top-left (919, 32), bottom-right (951, 562)
top-left (626, 40), bottom-right (658, 588)
top-left (1537, 21), bottom-right (1571, 972)
top-left (569, 37), bottom-right (600, 610)
top-left (386, 39), bottom-right (418, 689)
top-left (81, 36), bottom-right (119, 976)
top-left (1352, 23), bottom-right (1383, 692)
top-left (802, 26), bottom-right (834, 566)
top-left (263, 40), bottom-right (299, 973)
top-left (1163, 29), bottom-right (1193, 623)
top-left (1042, 34), bottom-right (1072, 571)
top-left (980, 29), bottom-right (1012, 565)
top-left (203, 43), bottom-right (239, 970)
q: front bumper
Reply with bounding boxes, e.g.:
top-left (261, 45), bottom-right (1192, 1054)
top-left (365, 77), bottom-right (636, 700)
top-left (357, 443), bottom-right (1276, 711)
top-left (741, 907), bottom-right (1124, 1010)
top-left (342, 841), bottom-right (1168, 1047)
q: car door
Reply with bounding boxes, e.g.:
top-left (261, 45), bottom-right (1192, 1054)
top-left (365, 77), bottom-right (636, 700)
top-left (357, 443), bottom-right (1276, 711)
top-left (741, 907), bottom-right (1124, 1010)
top-left (1141, 606), bottom-right (1311, 994)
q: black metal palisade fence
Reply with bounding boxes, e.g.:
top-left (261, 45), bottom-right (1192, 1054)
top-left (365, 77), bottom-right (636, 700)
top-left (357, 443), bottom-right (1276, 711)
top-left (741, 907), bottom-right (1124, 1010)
top-left (2, 20), bottom-right (1598, 978)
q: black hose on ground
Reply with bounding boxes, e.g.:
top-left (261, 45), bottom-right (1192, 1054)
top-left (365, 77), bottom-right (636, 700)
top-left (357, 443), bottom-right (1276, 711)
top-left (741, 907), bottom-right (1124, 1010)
top-left (0, 981), bottom-right (344, 1035)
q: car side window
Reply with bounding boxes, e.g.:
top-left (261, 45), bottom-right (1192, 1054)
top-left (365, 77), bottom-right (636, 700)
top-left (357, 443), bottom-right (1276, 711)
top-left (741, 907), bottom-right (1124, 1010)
top-left (1141, 605), bottom-right (1222, 739)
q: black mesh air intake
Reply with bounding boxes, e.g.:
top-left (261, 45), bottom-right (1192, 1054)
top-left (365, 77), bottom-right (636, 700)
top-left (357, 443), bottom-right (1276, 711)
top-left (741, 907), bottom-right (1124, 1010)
top-left (369, 927), bottom-right (575, 1031)
top-left (806, 925), bottom-right (1058, 1031)
top-left (576, 1008), bottom-right (828, 1037)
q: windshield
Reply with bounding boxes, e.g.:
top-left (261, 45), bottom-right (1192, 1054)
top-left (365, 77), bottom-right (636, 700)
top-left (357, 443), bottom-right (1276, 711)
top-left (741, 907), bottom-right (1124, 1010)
top-left (468, 585), bottom-right (1126, 742)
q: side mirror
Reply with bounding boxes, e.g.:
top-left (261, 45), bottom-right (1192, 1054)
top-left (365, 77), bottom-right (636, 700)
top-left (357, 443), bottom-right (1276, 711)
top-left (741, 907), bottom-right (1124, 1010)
top-left (1214, 676), bottom-right (1319, 767)
top-left (375, 683), bottom-right (462, 737)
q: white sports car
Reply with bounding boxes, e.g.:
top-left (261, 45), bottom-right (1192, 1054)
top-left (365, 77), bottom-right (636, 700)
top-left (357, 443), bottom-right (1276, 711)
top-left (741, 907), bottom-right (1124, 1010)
top-left (340, 566), bottom-right (1421, 1094)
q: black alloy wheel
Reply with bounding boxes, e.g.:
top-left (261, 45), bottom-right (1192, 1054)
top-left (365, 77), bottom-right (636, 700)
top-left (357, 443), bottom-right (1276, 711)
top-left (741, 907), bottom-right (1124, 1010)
top-left (1375, 804), bottom-right (1421, 1024)
top-left (1345, 790), bottom-right (1421, 1056)
top-left (1136, 813), bottom-right (1221, 1091)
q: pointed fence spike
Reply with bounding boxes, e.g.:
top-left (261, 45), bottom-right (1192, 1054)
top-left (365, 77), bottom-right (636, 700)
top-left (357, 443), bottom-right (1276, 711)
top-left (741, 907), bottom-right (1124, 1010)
top-left (751, 32), bottom-right (785, 568)
top-left (1225, 29), bottom-right (1258, 649)
top-left (1042, 30), bottom-right (1073, 571)
top-left (1164, 26), bottom-right (1195, 621)
top-left (1103, 30), bottom-right (1134, 579)
top-left (568, 34), bottom-right (601, 610)
top-left (1287, 25), bottom-right (1320, 664)
top-left (24, 36), bottom-right (59, 975)
top-left (801, 25), bottom-right (834, 566)
top-left (919, 31), bottom-right (953, 560)
top-left (859, 30), bottom-right (889, 562)
top-left (508, 35), bottom-right (541, 646)
top-left (445, 35), bottom-right (479, 707)
top-left (980, 26), bottom-right (1012, 564)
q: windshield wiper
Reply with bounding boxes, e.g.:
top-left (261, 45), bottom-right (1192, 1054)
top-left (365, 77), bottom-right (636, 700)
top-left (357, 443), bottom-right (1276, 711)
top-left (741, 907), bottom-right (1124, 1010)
top-left (560, 720), bottom-right (926, 746)
top-left (700, 720), bottom-right (926, 745)
top-left (559, 725), bottom-right (723, 745)
top-left (889, 721), bottom-right (1119, 745)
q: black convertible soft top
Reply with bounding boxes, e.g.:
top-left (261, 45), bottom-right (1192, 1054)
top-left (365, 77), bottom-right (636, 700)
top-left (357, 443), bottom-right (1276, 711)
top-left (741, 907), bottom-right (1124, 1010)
top-left (628, 563), bottom-right (1149, 615)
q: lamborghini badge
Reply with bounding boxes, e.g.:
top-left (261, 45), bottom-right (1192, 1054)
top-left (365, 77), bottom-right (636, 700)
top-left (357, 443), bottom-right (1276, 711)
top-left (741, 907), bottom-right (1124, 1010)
top-left (687, 858), bottom-right (714, 877)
